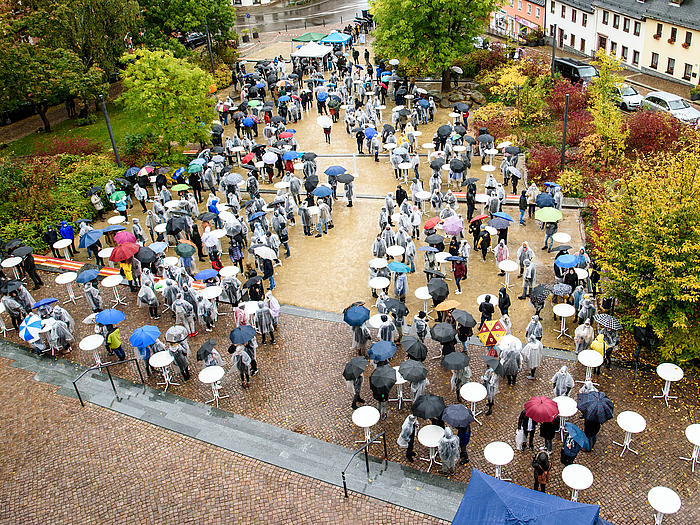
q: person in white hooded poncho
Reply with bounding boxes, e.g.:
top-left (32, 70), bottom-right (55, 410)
top-left (397, 414), bottom-right (419, 462)
top-left (137, 281), bottom-right (160, 320)
top-left (51, 305), bottom-right (75, 332)
top-left (521, 335), bottom-right (543, 380)
top-left (574, 318), bottom-right (594, 355)
top-left (198, 295), bottom-right (218, 332)
top-left (172, 293), bottom-right (196, 337)
top-left (438, 427), bottom-right (460, 475)
top-left (551, 366), bottom-right (575, 396)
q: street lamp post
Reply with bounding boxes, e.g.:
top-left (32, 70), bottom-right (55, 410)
top-left (100, 95), bottom-right (121, 168)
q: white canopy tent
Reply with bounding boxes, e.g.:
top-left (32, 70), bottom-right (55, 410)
top-left (291, 41), bottom-right (332, 58)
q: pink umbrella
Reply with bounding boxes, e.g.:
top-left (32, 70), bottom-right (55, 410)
top-left (114, 231), bottom-right (137, 244)
top-left (442, 216), bottom-right (464, 236)
top-left (524, 396), bottom-right (559, 423)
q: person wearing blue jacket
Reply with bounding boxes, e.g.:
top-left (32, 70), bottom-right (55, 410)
top-left (59, 221), bottom-right (77, 255)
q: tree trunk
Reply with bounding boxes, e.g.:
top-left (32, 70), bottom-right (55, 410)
top-left (37, 105), bottom-right (51, 132)
top-left (441, 70), bottom-right (452, 93)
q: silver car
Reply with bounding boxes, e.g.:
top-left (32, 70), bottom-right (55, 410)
top-left (614, 84), bottom-right (643, 111)
top-left (641, 91), bottom-right (700, 126)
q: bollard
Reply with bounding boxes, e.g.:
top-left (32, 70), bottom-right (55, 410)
top-left (285, 24), bottom-right (287, 31)
top-left (323, 19), bottom-right (326, 27)
top-left (305, 21), bottom-right (307, 29)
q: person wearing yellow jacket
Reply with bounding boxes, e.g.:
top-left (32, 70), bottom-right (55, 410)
top-left (120, 259), bottom-right (137, 292)
top-left (106, 324), bottom-right (125, 361)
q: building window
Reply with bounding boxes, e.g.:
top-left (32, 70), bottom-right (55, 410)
top-left (683, 63), bottom-right (693, 80)
top-left (551, 1), bottom-right (555, 14)
top-left (670, 27), bottom-right (677, 41)
top-left (582, 14), bottom-right (588, 27)
top-left (621, 46), bottom-right (628, 61)
top-left (536, 7), bottom-right (541, 18)
top-left (610, 41), bottom-right (617, 55)
top-left (650, 52), bottom-right (659, 69)
top-left (550, 24), bottom-right (555, 37)
top-left (570, 33), bottom-right (575, 46)
top-left (666, 57), bottom-right (675, 74)
top-left (685, 32), bottom-right (692, 46)
top-left (527, 3), bottom-right (531, 14)
top-left (580, 39), bottom-right (586, 52)
top-left (632, 50), bottom-right (640, 65)
top-left (602, 11), bottom-right (609, 25)
top-left (613, 14), bottom-right (620, 28)
top-left (518, 0), bottom-right (522, 11)
top-left (634, 21), bottom-right (641, 36)
top-left (561, 5), bottom-right (565, 17)
top-left (572, 9), bottom-right (577, 22)
top-left (623, 18), bottom-right (630, 32)
top-left (656, 23), bottom-right (663, 37)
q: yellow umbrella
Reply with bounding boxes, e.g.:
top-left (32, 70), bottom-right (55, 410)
top-left (478, 320), bottom-right (507, 346)
top-left (435, 299), bottom-right (461, 312)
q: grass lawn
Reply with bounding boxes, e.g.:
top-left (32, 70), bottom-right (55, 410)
top-left (0, 104), bottom-right (148, 158)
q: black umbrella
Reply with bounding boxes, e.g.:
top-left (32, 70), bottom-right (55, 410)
top-left (288, 73), bottom-right (299, 79)
top-left (336, 173), bottom-right (355, 184)
top-left (398, 108), bottom-right (410, 117)
top-left (594, 313), bottom-right (623, 331)
top-left (552, 244), bottom-right (573, 253)
top-left (0, 280), bottom-right (22, 294)
top-left (134, 246), bottom-right (157, 264)
top-left (166, 217), bottom-right (188, 235)
top-left (463, 135), bottom-right (477, 145)
top-left (156, 166), bottom-right (171, 175)
top-left (452, 309), bottom-right (476, 328)
top-left (74, 218), bottom-right (93, 225)
top-left (452, 103), bottom-right (470, 113)
top-left (437, 125), bottom-right (452, 137)
top-left (384, 298), bottom-right (409, 317)
top-left (116, 178), bottom-right (132, 187)
top-left (304, 175), bottom-right (319, 193)
top-left (482, 355), bottom-right (505, 377)
top-left (412, 393), bottom-right (446, 419)
top-left (383, 124), bottom-right (395, 133)
top-left (431, 322), bottom-right (457, 343)
top-left (398, 360), bottom-right (428, 382)
top-left (242, 165), bottom-right (258, 173)
top-left (425, 234), bottom-right (444, 245)
top-left (86, 187), bottom-right (102, 197)
top-left (197, 212), bottom-right (218, 222)
top-left (12, 246), bottom-right (33, 257)
top-left (396, 87), bottom-right (408, 96)
top-left (401, 336), bottom-right (428, 361)
top-left (302, 152), bottom-right (317, 161)
top-left (242, 276), bottom-right (263, 288)
top-left (155, 174), bottom-right (168, 188)
top-left (442, 404), bottom-right (474, 428)
top-left (232, 111), bottom-right (245, 120)
top-left (530, 284), bottom-right (551, 303)
top-left (505, 146), bottom-right (522, 155)
top-left (252, 144), bottom-right (266, 153)
top-left (577, 391), bottom-right (614, 424)
top-left (343, 356), bottom-right (368, 380)
top-left (454, 124), bottom-right (467, 136)
top-left (238, 100), bottom-right (249, 110)
top-left (370, 364), bottom-right (397, 395)
top-left (477, 134), bottom-right (494, 143)
top-left (423, 269), bottom-right (446, 279)
top-left (143, 161), bottom-right (161, 167)
top-left (211, 124), bottom-right (224, 133)
top-left (442, 352), bottom-right (470, 370)
top-left (271, 116), bottom-right (284, 124)
top-left (430, 158), bottom-right (445, 170)
top-left (427, 279), bottom-right (449, 302)
top-left (4, 239), bottom-right (23, 251)
top-left (196, 338), bottom-right (217, 361)
top-left (211, 146), bottom-right (225, 154)
top-left (351, 127), bottom-right (363, 133)
top-left (267, 147), bottom-right (284, 155)
top-left (450, 159), bottom-right (465, 172)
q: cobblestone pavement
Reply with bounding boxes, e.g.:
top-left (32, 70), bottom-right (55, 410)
top-left (0, 357), bottom-right (447, 525)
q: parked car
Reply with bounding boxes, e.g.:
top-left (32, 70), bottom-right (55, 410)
top-left (641, 91), bottom-right (700, 126)
top-left (553, 58), bottom-right (599, 85)
top-left (0, 103), bottom-right (37, 126)
top-left (614, 84), bottom-right (643, 111)
top-left (181, 32), bottom-right (206, 49)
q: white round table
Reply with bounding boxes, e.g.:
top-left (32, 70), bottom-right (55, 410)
top-left (55, 271), bottom-right (79, 305)
top-left (422, 143), bottom-right (435, 162)
top-left (483, 441), bottom-right (514, 480)
top-left (199, 365), bottom-right (229, 408)
top-left (274, 181), bottom-right (290, 190)
top-left (98, 247), bottom-right (115, 268)
top-left (614, 410), bottom-right (646, 457)
top-left (391, 212), bottom-right (402, 223)
top-left (79, 334), bottom-right (105, 368)
top-left (653, 363), bottom-right (684, 406)
top-left (562, 464), bottom-right (593, 502)
top-left (150, 351), bottom-right (179, 392)
top-left (369, 277), bottom-right (390, 294)
top-left (418, 425), bottom-right (444, 472)
top-left (352, 405), bottom-right (381, 444)
top-left (101, 273), bottom-right (128, 307)
top-left (389, 366), bottom-right (411, 409)
top-left (107, 215), bottom-right (126, 225)
top-left (149, 175), bottom-right (158, 195)
top-left (412, 130), bottom-right (423, 137)
top-left (578, 349), bottom-right (604, 383)
top-left (554, 395), bottom-right (579, 441)
top-left (386, 245), bottom-right (405, 258)
top-left (2, 257), bottom-right (23, 281)
top-left (553, 232), bottom-right (571, 244)
top-left (648, 486), bottom-right (681, 524)
top-left (368, 313), bottom-right (386, 330)
top-left (231, 145), bottom-right (245, 164)
top-left (498, 260), bottom-right (518, 292)
top-left (460, 382), bottom-right (487, 426)
top-left (448, 112), bottom-right (460, 118)
top-left (384, 143), bottom-right (397, 164)
top-left (200, 286), bottom-right (223, 300)
top-left (481, 164), bottom-right (496, 173)
top-left (477, 293), bottom-right (497, 305)
top-left (484, 226), bottom-right (497, 237)
top-left (165, 200), bottom-right (183, 209)
top-left (53, 239), bottom-right (73, 260)
top-left (415, 190), bottom-right (432, 216)
top-left (219, 266), bottom-right (239, 277)
top-left (154, 223), bottom-right (167, 235)
top-left (398, 162), bottom-right (412, 181)
top-left (307, 206), bottom-right (319, 216)
top-left (369, 258), bottom-right (388, 269)
top-left (293, 162), bottom-right (304, 171)
top-left (0, 302), bottom-right (11, 337)
top-left (553, 303), bottom-right (576, 339)
top-left (163, 256), bottom-right (179, 267)
top-left (475, 193), bottom-right (489, 214)
top-left (415, 286), bottom-right (434, 320)
top-left (255, 161), bottom-right (265, 168)
top-left (453, 145), bottom-right (466, 153)
top-left (680, 424), bottom-right (700, 472)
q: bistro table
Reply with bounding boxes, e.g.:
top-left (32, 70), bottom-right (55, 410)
top-left (150, 351), bottom-right (179, 392)
top-left (198, 365), bottom-right (229, 408)
top-left (98, 247), bottom-right (115, 268)
top-left (1, 257), bottom-right (23, 281)
top-left (389, 366), bottom-right (411, 409)
top-left (498, 260), bottom-right (518, 292)
top-left (460, 382), bottom-right (487, 426)
top-left (562, 464), bottom-right (593, 502)
top-left (483, 441), bottom-right (514, 481)
top-left (107, 215), bottom-right (126, 225)
top-left (577, 350), bottom-right (604, 384)
top-left (415, 286), bottom-right (434, 320)
top-left (418, 425), bottom-right (444, 472)
top-left (352, 405), bottom-right (381, 445)
top-left (647, 486), bottom-right (681, 525)
top-left (553, 303), bottom-right (576, 339)
top-left (53, 239), bottom-right (73, 261)
top-left (101, 274), bottom-right (128, 307)
top-left (79, 334), bottom-right (106, 368)
top-left (55, 271), bottom-right (79, 305)
top-left (369, 277), bottom-right (390, 296)
top-left (653, 362), bottom-right (684, 407)
top-left (613, 410), bottom-right (646, 457)
top-left (680, 423), bottom-right (700, 472)
top-left (554, 395), bottom-right (578, 441)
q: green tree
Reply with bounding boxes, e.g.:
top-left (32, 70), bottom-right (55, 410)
top-left (118, 49), bottom-right (216, 153)
top-left (370, 0), bottom-right (496, 92)
top-left (595, 144), bottom-right (700, 365)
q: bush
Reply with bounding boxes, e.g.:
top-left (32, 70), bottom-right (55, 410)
top-left (75, 114), bottom-right (98, 127)
top-left (36, 137), bottom-right (103, 156)
top-left (462, 44), bottom-right (509, 78)
top-left (557, 169), bottom-right (583, 198)
top-left (471, 103), bottom-right (512, 141)
top-left (624, 109), bottom-right (682, 157)
top-left (519, 122), bottom-right (560, 148)
top-left (564, 109), bottom-right (594, 147)
top-left (526, 145), bottom-right (564, 185)
top-left (122, 132), bottom-right (146, 155)
top-left (546, 78), bottom-right (591, 120)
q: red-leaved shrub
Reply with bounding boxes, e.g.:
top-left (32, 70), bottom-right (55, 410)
top-left (37, 137), bottom-right (103, 157)
top-left (527, 145), bottom-right (566, 185)
top-left (564, 109), bottom-right (594, 147)
top-left (546, 78), bottom-right (591, 120)
top-left (624, 110), bottom-right (682, 157)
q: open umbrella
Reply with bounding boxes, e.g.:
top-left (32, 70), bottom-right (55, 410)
top-left (482, 355), bottom-right (505, 377)
top-left (441, 352), bottom-right (470, 370)
top-left (594, 313), bottom-right (622, 331)
top-left (507, 166), bottom-right (522, 179)
top-left (336, 173), bottom-right (355, 184)
top-left (172, 184), bottom-right (191, 192)
top-left (384, 298), bottom-right (409, 317)
top-left (488, 218), bottom-right (511, 230)
top-left (437, 125), bottom-right (452, 137)
top-left (493, 212), bottom-right (514, 222)
top-left (412, 394), bottom-right (446, 419)
top-left (524, 396), bottom-right (559, 423)
top-left (370, 364), bottom-right (397, 394)
top-left (174, 244), bottom-right (195, 258)
top-left (478, 320), bottom-right (507, 346)
top-left (431, 322), bottom-right (457, 343)
top-left (196, 338), bottom-right (217, 361)
top-left (424, 217), bottom-right (442, 230)
top-left (401, 336), bottom-right (428, 361)
top-left (554, 254), bottom-right (577, 268)
top-left (530, 284), bottom-right (551, 304)
top-left (417, 246), bottom-right (438, 253)
top-left (114, 231), bottom-right (137, 244)
top-left (76, 269), bottom-right (100, 284)
top-left (78, 229), bottom-right (103, 249)
top-left (552, 245), bottom-right (573, 253)
top-left (564, 422), bottom-right (590, 450)
top-left (317, 116), bottom-right (333, 128)
top-left (109, 242), bottom-right (140, 262)
top-left (344, 304), bottom-right (370, 326)
top-left (463, 135), bottom-right (477, 145)
top-left (425, 233), bottom-right (444, 245)
top-left (312, 186), bottom-right (333, 198)
top-left (130, 325), bottom-right (161, 348)
top-left (254, 246), bottom-right (277, 260)
top-left (19, 314), bottom-right (43, 342)
top-left (166, 217), bottom-right (188, 236)
top-left (302, 152), bottom-right (317, 161)
top-left (535, 208), bottom-right (563, 223)
top-left (367, 341), bottom-right (397, 362)
top-left (430, 158), bottom-right (445, 170)
top-left (452, 309), bottom-right (476, 328)
top-left (229, 325), bottom-right (256, 345)
top-left (442, 404), bottom-right (474, 428)
top-left (194, 269), bottom-right (219, 281)
top-left (535, 193), bottom-right (556, 209)
top-left (135, 246), bottom-right (157, 264)
top-left (398, 359), bottom-right (428, 383)
top-left (343, 356), bottom-right (368, 380)
top-left (0, 280), bottom-right (22, 294)
top-left (109, 191), bottom-right (126, 202)
top-left (435, 299), bottom-right (460, 312)
top-left (551, 283), bottom-right (572, 297)
top-left (576, 391), bottom-right (614, 423)
top-left (242, 276), bottom-right (263, 289)
top-left (86, 187), bottom-right (102, 197)
top-left (442, 216), bottom-right (464, 236)
top-left (505, 146), bottom-right (522, 155)
top-left (387, 261), bottom-right (411, 274)
top-left (12, 245), bottom-right (33, 257)
top-left (165, 325), bottom-right (189, 343)
top-left (450, 159), bottom-right (465, 172)
top-left (95, 309), bottom-right (125, 325)
top-left (477, 134), bottom-right (494, 143)
top-left (469, 214), bottom-right (488, 224)
top-left (427, 278), bottom-right (449, 303)
top-left (32, 298), bottom-right (58, 309)
top-left (304, 175), bottom-right (319, 193)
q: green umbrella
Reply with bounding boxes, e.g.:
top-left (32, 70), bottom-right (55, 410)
top-left (109, 190), bottom-right (126, 202)
top-left (187, 164), bottom-right (203, 173)
top-left (248, 100), bottom-right (262, 108)
top-left (175, 244), bottom-right (196, 258)
top-left (172, 184), bottom-right (191, 192)
top-left (535, 208), bottom-right (563, 223)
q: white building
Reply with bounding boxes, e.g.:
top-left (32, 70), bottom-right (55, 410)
top-left (590, 0), bottom-right (647, 70)
top-left (547, 0), bottom-right (597, 57)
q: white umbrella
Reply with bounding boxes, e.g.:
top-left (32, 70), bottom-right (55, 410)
top-left (416, 88), bottom-right (427, 94)
top-left (498, 334), bottom-right (522, 351)
top-left (254, 246), bottom-right (277, 260)
top-left (202, 231), bottom-right (218, 248)
top-left (497, 141), bottom-right (512, 149)
top-left (389, 58), bottom-right (400, 66)
top-left (262, 151), bottom-right (277, 164)
top-left (211, 228), bottom-right (227, 239)
top-left (452, 66), bottom-right (463, 74)
top-left (316, 116), bottom-right (333, 128)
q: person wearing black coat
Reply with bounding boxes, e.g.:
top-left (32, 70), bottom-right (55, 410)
top-left (396, 185), bottom-right (408, 207)
top-left (191, 225), bottom-right (205, 262)
top-left (262, 257), bottom-right (275, 291)
top-left (477, 227), bottom-right (491, 261)
top-left (189, 172), bottom-right (203, 203)
top-left (532, 451), bottom-right (551, 493)
top-left (518, 410), bottom-right (536, 450)
top-left (469, 219), bottom-right (481, 249)
top-left (478, 295), bottom-right (494, 329)
top-left (563, 267), bottom-right (579, 291)
top-left (44, 226), bottom-right (61, 258)
top-left (498, 287), bottom-right (511, 316)
top-left (583, 419), bottom-right (601, 450)
top-left (22, 253), bottom-right (43, 290)
top-left (466, 183), bottom-right (476, 221)
top-left (540, 418), bottom-right (560, 452)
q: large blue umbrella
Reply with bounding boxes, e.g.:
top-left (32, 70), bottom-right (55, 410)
top-left (576, 391), bottom-right (614, 424)
top-left (387, 261), bottom-right (410, 273)
top-left (364, 127), bottom-right (378, 139)
top-left (229, 325), bottom-right (256, 344)
top-left (282, 151), bottom-right (299, 160)
top-left (249, 211), bottom-right (266, 221)
top-left (173, 167), bottom-right (185, 179)
top-left (129, 325), bottom-right (161, 348)
top-left (255, 82), bottom-right (265, 89)
top-left (19, 314), bottom-right (43, 342)
top-left (32, 298), bottom-right (58, 309)
top-left (149, 241), bottom-right (168, 254)
top-left (367, 340), bottom-right (397, 361)
top-left (194, 269), bottom-right (219, 280)
top-left (417, 246), bottom-right (438, 252)
top-left (343, 305), bottom-right (370, 326)
top-left (277, 95), bottom-right (291, 103)
top-left (446, 256), bottom-right (467, 262)
top-left (242, 117), bottom-right (255, 127)
top-left (564, 422), bottom-right (590, 450)
top-left (102, 225), bottom-right (125, 233)
top-left (325, 165), bottom-right (346, 176)
top-left (76, 269), bottom-right (100, 283)
top-left (78, 229), bottom-right (103, 249)
top-left (124, 167), bottom-right (140, 178)
top-left (417, 99), bottom-right (430, 108)
top-left (190, 158), bottom-right (206, 166)
top-left (554, 254), bottom-right (577, 268)
top-left (312, 186), bottom-right (333, 197)
top-left (95, 309), bottom-right (125, 325)
top-left (493, 211), bottom-right (514, 222)
top-left (316, 91), bottom-right (328, 102)
top-left (536, 193), bottom-right (555, 208)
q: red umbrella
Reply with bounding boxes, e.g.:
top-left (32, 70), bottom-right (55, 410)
top-left (279, 131), bottom-right (293, 139)
top-left (114, 231), bottom-right (137, 244)
top-left (242, 152), bottom-right (255, 164)
top-left (380, 82), bottom-right (387, 89)
top-left (424, 217), bottom-right (441, 230)
top-left (524, 396), bottom-right (559, 423)
top-left (469, 214), bottom-right (488, 224)
top-left (109, 242), bottom-right (140, 263)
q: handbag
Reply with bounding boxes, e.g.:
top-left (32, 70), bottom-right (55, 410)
top-left (515, 428), bottom-right (525, 449)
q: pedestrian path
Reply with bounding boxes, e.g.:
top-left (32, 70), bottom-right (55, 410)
top-left (0, 338), bottom-right (463, 521)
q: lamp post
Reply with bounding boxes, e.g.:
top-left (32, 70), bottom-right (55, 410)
top-left (561, 93), bottom-right (569, 169)
top-left (100, 95), bottom-right (121, 168)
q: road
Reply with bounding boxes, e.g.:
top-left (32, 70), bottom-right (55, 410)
top-left (235, 0), bottom-right (369, 33)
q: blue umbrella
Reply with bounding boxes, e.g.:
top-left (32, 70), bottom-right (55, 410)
top-left (330, 94), bottom-right (341, 101)
top-left (32, 298), bottom-right (58, 309)
top-left (387, 261), bottom-right (410, 273)
top-left (249, 211), bottom-right (266, 221)
top-left (564, 422), bottom-right (590, 450)
top-left (173, 167), bottom-right (185, 179)
top-left (325, 165), bottom-right (346, 176)
top-left (102, 225), bottom-right (126, 233)
top-left (277, 95), bottom-right (291, 103)
top-left (576, 391), bottom-right (614, 424)
top-left (124, 167), bottom-right (140, 178)
top-left (445, 256), bottom-right (466, 262)
top-left (229, 325), bottom-right (256, 344)
top-left (364, 127), bottom-right (378, 139)
top-left (76, 269), bottom-right (100, 283)
top-left (286, 129), bottom-right (297, 134)
top-left (544, 181), bottom-right (561, 189)
top-left (241, 73), bottom-right (251, 77)
top-left (129, 325), bottom-right (161, 348)
top-left (554, 254), bottom-right (577, 268)
top-left (19, 314), bottom-right (43, 342)
top-left (355, 65), bottom-right (364, 70)
top-left (367, 340), bottom-right (397, 361)
top-left (190, 158), bottom-right (206, 166)
top-left (343, 305), bottom-right (370, 326)
top-left (282, 151), bottom-right (299, 160)
top-left (488, 218), bottom-right (510, 230)
top-left (78, 229), bottom-right (103, 249)
top-left (316, 91), bottom-right (328, 102)
top-left (95, 309), bottom-right (125, 325)
top-left (417, 99), bottom-right (430, 108)
top-left (493, 211), bottom-right (514, 222)
top-left (536, 193), bottom-right (555, 208)
top-left (255, 82), bottom-right (265, 88)
top-left (312, 186), bottom-right (333, 197)
top-left (149, 241), bottom-right (168, 254)
top-left (418, 246), bottom-right (438, 252)
top-left (242, 117), bottom-right (255, 127)
top-left (194, 269), bottom-right (219, 280)
top-left (381, 71), bottom-right (391, 78)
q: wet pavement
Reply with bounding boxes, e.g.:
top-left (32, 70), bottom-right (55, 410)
top-left (235, 0), bottom-right (369, 33)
